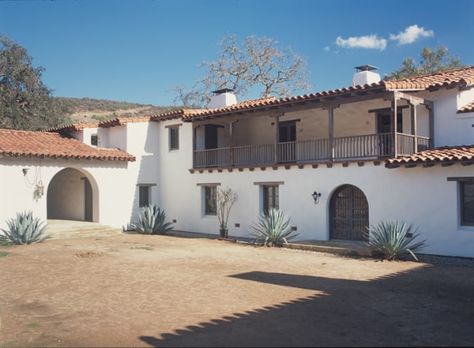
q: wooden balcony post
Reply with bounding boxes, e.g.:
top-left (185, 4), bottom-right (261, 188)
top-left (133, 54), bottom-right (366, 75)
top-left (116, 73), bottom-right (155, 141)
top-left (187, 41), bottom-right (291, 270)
top-left (328, 107), bottom-right (335, 160)
top-left (427, 103), bottom-right (434, 148)
top-left (391, 92), bottom-right (398, 157)
top-left (273, 113), bottom-right (281, 163)
top-left (229, 121), bottom-right (235, 166)
top-left (410, 103), bottom-right (418, 153)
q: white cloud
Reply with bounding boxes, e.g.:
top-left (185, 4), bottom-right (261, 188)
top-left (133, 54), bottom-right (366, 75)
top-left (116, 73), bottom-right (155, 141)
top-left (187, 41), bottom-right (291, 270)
top-left (323, 46), bottom-right (330, 52)
top-left (335, 35), bottom-right (387, 50)
top-left (389, 24), bottom-right (434, 45)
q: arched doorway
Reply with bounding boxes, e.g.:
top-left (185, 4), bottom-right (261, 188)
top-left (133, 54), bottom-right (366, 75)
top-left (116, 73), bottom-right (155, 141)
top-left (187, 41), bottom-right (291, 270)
top-left (330, 185), bottom-right (369, 241)
top-left (47, 168), bottom-right (96, 222)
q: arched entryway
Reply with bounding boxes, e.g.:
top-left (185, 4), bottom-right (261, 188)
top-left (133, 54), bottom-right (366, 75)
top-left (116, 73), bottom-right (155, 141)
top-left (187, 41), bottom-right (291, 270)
top-left (47, 168), bottom-right (97, 222)
top-left (330, 185), bottom-right (369, 241)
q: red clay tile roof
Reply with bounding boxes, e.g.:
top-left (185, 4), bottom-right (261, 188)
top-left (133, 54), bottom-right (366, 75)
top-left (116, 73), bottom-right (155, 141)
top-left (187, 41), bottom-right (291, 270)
top-left (384, 66), bottom-right (474, 90)
top-left (180, 67), bottom-right (474, 121)
top-left (457, 101), bottom-right (474, 114)
top-left (386, 145), bottom-right (474, 168)
top-left (45, 122), bottom-right (99, 132)
top-left (0, 129), bottom-right (135, 161)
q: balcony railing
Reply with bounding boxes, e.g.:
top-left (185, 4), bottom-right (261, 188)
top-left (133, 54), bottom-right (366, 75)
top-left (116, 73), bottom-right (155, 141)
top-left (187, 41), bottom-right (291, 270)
top-left (193, 132), bottom-right (430, 168)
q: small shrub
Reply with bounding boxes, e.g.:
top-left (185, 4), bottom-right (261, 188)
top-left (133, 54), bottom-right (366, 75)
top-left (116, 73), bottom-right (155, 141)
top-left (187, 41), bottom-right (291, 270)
top-left (366, 220), bottom-right (426, 261)
top-left (0, 211), bottom-right (49, 245)
top-left (135, 205), bottom-right (173, 235)
top-left (251, 209), bottom-right (298, 247)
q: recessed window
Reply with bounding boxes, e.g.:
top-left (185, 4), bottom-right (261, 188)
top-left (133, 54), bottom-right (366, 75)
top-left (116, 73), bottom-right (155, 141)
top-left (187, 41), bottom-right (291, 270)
top-left (91, 134), bottom-right (98, 146)
top-left (169, 127), bottom-right (180, 151)
top-left (139, 186), bottom-right (151, 208)
top-left (461, 182), bottom-right (474, 226)
top-left (262, 185), bottom-right (279, 214)
top-left (203, 185), bottom-right (217, 215)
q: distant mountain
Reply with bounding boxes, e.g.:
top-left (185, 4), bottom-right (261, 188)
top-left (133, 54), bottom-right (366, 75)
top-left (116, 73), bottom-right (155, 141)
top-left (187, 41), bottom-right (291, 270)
top-left (52, 97), bottom-right (176, 124)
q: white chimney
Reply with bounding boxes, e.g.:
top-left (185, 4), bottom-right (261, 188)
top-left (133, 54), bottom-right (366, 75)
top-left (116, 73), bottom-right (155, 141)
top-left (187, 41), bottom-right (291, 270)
top-left (352, 65), bottom-right (381, 86)
top-left (208, 88), bottom-right (238, 109)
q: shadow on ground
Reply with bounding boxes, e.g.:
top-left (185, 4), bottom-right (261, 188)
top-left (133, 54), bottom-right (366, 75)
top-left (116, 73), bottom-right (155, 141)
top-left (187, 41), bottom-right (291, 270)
top-left (139, 265), bottom-right (474, 347)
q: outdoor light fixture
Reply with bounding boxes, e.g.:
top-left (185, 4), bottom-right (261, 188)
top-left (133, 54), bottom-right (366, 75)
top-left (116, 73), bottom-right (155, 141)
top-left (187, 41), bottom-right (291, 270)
top-left (312, 190), bottom-right (322, 204)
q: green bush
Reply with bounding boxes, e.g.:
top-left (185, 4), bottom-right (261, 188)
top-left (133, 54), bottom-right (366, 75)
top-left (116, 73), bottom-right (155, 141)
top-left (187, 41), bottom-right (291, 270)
top-left (251, 209), bottom-right (297, 247)
top-left (366, 220), bottom-right (425, 261)
top-left (134, 205), bottom-right (173, 235)
top-left (0, 211), bottom-right (49, 245)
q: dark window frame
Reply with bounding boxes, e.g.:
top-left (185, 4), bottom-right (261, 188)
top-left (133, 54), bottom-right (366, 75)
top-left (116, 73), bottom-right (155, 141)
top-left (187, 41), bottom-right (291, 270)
top-left (138, 185), bottom-right (151, 208)
top-left (169, 126), bottom-right (180, 151)
top-left (460, 181), bottom-right (474, 226)
top-left (262, 184), bottom-right (279, 214)
top-left (203, 185), bottom-right (217, 216)
top-left (91, 134), bottom-right (98, 146)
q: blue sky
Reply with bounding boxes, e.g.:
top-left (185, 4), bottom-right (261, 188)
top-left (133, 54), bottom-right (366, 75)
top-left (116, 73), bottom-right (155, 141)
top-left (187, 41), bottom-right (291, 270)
top-left (1, 0), bottom-right (473, 105)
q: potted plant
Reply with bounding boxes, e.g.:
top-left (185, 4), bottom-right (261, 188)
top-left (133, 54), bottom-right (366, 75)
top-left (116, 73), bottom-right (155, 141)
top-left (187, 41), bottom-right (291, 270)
top-left (216, 187), bottom-right (238, 238)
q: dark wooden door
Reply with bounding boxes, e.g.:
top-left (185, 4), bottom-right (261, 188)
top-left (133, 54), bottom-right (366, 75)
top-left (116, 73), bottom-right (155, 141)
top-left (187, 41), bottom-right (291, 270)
top-left (204, 125), bottom-right (219, 149)
top-left (330, 185), bottom-right (368, 241)
top-left (278, 121), bottom-right (297, 162)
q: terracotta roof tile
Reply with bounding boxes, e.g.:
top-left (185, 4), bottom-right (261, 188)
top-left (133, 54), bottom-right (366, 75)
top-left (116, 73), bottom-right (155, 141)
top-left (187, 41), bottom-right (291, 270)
top-left (386, 145), bottom-right (474, 168)
top-left (384, 66), bottom-right (474, 90)
top-left (179, 67), bottom-right (474, 121)
top-left (0, 129), bottom-right (135, 162)
top-left (45, 122), bottom-right (99, 132)
top-left (457, 100), bottom-right (474, 114)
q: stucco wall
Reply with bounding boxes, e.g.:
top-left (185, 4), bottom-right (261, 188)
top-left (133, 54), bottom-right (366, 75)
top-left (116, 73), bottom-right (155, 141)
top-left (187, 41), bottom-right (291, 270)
top-left (0, 158), bottom-right (133, 229)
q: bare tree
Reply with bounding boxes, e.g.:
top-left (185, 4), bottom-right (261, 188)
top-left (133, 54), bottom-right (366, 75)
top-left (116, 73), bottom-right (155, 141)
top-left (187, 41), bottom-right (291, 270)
top-left (175, 35), bottom-right (311, 107)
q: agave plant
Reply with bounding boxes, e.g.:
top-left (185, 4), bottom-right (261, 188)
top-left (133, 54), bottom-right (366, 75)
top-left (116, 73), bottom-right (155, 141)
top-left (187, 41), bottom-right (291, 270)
top-left (0, 211), bottom-right (49, 245)
top-left (135, 205), bottom-right (173, 235)
top-left (251, 209), bottom-right (297, 247)
top-left (366, 220), bottom-right (426, 261)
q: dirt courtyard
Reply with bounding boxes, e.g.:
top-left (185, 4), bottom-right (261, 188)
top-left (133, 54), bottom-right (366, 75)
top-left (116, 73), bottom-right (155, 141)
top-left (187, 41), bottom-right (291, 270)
top-left (1, 232), bottom-right (473, 347)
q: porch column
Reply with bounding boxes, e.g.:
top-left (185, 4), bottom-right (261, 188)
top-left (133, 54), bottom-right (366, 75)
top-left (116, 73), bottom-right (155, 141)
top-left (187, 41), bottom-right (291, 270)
top-left (410, 103), bottom-right (418, 153)
top-left (229, 120), bottom-right (237, 166)
top-left (391, 92), bottom-right (398, 157)
top-left (273, 113), bottom-right (281, 164)
top-left (427, 103), bottom-right (434, 148)
top-left (328, 107), bottom-right (335, 161)
top-left (192, 125), bottom-right (197, 168)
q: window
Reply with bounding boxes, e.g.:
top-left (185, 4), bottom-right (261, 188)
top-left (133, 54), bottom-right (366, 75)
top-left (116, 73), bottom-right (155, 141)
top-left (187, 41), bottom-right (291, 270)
top-left (91, 134), bottom-right (98, 146)
top-left (263, 185), bottom-right (279, 214)
top-left (204, 185), bottom-right (217, 215)
top-left (139, 186), bottom-right (151, 208)
top-left (461, 182), bottom-right (474, 226)
top-left (169, 127), bottom-right (179, 150)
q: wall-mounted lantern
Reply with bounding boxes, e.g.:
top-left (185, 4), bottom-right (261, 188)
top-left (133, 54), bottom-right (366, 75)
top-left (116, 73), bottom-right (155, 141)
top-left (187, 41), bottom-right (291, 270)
top-left (312, 190), bottom-right (322, 204)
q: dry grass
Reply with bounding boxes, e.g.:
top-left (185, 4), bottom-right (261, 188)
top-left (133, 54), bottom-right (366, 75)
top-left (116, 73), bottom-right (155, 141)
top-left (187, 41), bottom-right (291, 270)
top-left (0, 233), bottom-right (473, 347)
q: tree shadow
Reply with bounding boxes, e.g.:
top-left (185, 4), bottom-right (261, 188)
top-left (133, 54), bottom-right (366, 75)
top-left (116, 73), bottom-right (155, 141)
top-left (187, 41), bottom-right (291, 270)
top-left (139, 265), bottom-right (474, 347)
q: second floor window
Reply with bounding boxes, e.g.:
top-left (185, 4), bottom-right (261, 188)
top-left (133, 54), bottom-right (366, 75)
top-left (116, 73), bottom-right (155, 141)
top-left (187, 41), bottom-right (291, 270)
top-left (91, 134), bottom-right (98, 146)
top-left (169, 127), bottom-right (179, 150)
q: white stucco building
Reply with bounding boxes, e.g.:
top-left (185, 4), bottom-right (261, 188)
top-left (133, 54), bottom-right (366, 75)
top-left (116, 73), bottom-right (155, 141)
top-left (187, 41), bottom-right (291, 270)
top-left (1, 66), bottom-right (473, 257)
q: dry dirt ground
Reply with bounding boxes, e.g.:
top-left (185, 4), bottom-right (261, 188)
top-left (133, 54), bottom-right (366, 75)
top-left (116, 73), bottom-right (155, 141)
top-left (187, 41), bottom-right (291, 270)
top-left (0, 233), bottom-right (473, 347)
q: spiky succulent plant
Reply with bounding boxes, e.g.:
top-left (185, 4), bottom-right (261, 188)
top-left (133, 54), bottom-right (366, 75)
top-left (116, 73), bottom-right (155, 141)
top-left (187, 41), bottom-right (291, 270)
top-left (366, 220), bottom-right (426, 261)
top-left (135, 205), bottom-right (173, 235)
top-left (251, 209), bottom-right (297, 247)
top-left (0, 211), bottom-right (49, 245)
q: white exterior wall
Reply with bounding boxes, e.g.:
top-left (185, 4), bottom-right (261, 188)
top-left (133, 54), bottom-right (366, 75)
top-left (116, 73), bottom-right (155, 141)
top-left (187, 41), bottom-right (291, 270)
top-left (0, 158), bottom-right (133, 229)
top-left (158, 160), bottom-right (474, 258)
top-left (415, 87), bottom-right (474, 147)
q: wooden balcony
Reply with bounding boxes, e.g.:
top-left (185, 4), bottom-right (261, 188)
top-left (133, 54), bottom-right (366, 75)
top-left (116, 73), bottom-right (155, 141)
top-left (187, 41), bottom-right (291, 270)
top-left (193, 133), bottom-right (431, 169)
